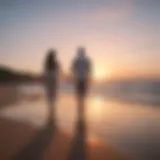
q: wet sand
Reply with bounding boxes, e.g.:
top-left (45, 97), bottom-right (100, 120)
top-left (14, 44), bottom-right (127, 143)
top-left (0, 118), bottom-right (125, 160)
top-left (0, 84), bottom-right (127, 159)
top-left (0, 85), bottom-right (19, 108)
top-left (0, 119), bottom-right (37, 160)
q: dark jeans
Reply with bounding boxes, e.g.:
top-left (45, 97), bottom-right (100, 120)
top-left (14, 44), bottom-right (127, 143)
top-left (76, 80), bottom-right (88, 97)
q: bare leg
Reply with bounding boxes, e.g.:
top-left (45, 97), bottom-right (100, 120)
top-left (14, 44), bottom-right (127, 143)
top-left (77, 93), bottom-right (85, 121)
top-left (47, 96), bottom-right (56, 125)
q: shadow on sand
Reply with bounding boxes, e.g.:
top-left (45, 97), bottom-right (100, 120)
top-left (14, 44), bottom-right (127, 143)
top-left (67, 99), bottom-right (87, 160)
top-left (13, 119), bottom-right (56, 160)
top-left (13, 95), bottom-right (88, 160)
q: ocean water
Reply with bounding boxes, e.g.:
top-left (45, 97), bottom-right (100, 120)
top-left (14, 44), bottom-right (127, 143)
top-left (0, 83), bottom-right (160, 160)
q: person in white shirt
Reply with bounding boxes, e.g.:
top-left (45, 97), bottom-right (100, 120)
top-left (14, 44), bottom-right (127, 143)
top-left (71, 47), bottom-right (92, 117)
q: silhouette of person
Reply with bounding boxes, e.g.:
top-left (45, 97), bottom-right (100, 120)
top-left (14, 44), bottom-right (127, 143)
top-left (44, 49), bottom-right (60, 123)
top-left (71, 47), bottom-right (92, 120)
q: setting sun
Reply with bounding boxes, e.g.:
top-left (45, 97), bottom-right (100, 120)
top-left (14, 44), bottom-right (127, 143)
top-left (94, 67), bottom-right (111, 81)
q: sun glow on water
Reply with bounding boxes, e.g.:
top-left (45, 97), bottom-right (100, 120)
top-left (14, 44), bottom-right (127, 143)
top-left (87, 96), bottom-right (104, 120)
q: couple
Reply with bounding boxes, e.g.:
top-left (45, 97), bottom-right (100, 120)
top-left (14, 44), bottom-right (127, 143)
top-left (44, 47), bottom-right (92, 122)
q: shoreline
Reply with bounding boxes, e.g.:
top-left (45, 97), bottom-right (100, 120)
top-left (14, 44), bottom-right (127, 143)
top-left (0, 85), bottom-right (19, 108)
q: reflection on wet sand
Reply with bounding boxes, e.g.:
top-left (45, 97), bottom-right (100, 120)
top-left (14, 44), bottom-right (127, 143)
top-left (67, 92), bottom-right (87, 160)
top-left (13, 96), bottom-right (57, 160)
top-left (0, 87), bottom-right (159, 160)
top-left (67, 116), bottom-right (87, 160)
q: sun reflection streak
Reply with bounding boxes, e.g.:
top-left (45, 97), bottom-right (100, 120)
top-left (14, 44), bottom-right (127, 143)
top-left (87, 96), bottom-right (104, 120)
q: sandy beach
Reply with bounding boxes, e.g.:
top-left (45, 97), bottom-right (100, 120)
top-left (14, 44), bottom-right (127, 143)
top-left (0, 85), bottom-right (19, 108)
top-left (0, 118), bottom-right (125, 160)
top-left (0, 119), bottom-right (37, 160)
top-left (0, 85), bottom-right (125, 160)
top-left (0, 84), bottom-right (159, 160)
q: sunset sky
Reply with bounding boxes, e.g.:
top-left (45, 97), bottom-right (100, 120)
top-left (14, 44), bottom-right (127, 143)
top-left (0, 0), bottom-right (159, 80)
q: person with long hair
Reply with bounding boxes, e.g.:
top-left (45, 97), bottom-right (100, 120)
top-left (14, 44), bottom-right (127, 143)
top-left (44, 49), bottom-right (60, 123)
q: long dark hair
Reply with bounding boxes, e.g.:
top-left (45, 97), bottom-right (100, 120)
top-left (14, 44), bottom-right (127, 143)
top-left (45, 49), bottom-right (58, 71)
